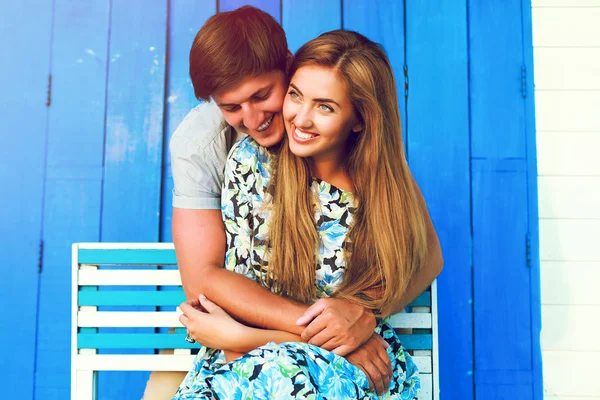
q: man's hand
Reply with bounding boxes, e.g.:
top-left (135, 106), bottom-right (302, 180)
top-left (296, 298), bottom-right (376, 356)
top-left (346, 333), bottom-right (392, 395)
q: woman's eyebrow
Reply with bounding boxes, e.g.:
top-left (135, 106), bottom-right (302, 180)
top-left (290, 83), bottom-right (340, 107)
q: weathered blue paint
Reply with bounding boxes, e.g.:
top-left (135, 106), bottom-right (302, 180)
top-left (78, 248), bottom-right (178, 265)
top-left (0, 1), bottom-right (52, 397)
top-left (283, 0), bottom-right (341, 53)
top-left (521, 1), bottom-right (543, 399)
top-left (1, 1), bottom-right (542, 398)
top-left (343, 0), bottom-right (407, 143)
top-left (33, 1), bottom-right (110, 399)
top-left (469, 1), bottom-right (541, 398)
top-left (98, 1), bottom-right (168, 398)
top-left (221, 0), bottom-right (281, 23)
top-left (162, 0), bottom-right (216, 243)
top-left (406, 2), bottom-right (474, 399)
top-left (79, 290), bottom-right (186, 307)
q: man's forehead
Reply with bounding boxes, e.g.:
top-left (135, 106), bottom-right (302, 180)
top-left (212, 71), bottom-right (284, 104)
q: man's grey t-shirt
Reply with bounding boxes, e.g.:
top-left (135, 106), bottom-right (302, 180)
top-left (170, 102), bottom-right (243, 209)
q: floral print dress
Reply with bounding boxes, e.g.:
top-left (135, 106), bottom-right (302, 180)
top-left (172, 136), bottom-right (421, 399)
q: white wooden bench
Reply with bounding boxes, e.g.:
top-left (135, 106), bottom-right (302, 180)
top-left (72, 243), bottom-right (439, 399)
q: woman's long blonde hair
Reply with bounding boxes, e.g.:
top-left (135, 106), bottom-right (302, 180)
top-left (266, 30), bottom-right (428, 313)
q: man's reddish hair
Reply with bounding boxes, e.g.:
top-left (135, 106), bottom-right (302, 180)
top-left (190, 6), bottom-right (288, 101)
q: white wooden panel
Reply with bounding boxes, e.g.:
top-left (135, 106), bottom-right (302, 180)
top-left (533, 0), bottom-right (600, 7)
top-left (78, 269), bottom-right (182, 286)
top-left (411, 355), bottom-right (432, 373)
top-left (75, 354), bottom-right (194, 371)
top-left (540, 219), bottom-right (600, 261)
top-left (77, 311), bottom-right (183, 328)
top-left (538, 177), bottom-right (600, 218)
top-left (534, 48), bottom-right (600, 90)
top-left (419, 373), bottom-right (432, 400)
top-left (543, 351), bottom-right (600, 396)
top-left (389, 313), bottom-right (432, 329)
top-left (78, 242), bottom-right (174, 250)
top-left (74, 370), bottom-right (94, 400)
top-left (533, 8), bottom-right (600, 47)
top-left (541, 261), bottom-right (600, 305)
top-left (535, 91), bottom-right (600, 132)
top-left (531, 0), bottom-right (600, 7)
top-left (537, 132), bottom-right (600, 176)
top-left (545, 397), bottom-right (600, 400)
top-left (541, 305), bottom-right (600, 351)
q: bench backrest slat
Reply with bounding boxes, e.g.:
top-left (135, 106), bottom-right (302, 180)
top-left (72, 243), bottom-right (439, 400)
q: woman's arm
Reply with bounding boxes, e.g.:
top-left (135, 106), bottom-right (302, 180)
top-left (179, 295), bottom-right (301, 353)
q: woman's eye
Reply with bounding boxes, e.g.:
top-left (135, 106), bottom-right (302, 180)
top-left (319, 104), bottom-right (333, 112)
top-left (288, 91), bottom-right (300, 100)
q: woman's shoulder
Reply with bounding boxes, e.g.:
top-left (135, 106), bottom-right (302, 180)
top-left (227, 135), bottom-right (271, 168)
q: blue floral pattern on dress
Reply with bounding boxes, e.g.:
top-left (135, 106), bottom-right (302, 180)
top-left (173, 136), bottom-right (420, 399)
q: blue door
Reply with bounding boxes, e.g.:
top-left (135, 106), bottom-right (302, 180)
top-left (0, 1), bottom-right (541, 399)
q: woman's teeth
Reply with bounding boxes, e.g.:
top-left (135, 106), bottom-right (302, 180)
top-left (257, 115), bottom-right (274, 132)
top-left (296, 129), bottom-right (316, 139)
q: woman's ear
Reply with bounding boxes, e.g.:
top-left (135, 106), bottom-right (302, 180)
top-left (352, 122), bottom-right (363, 133)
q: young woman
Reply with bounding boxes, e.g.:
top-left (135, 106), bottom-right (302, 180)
top-left (173, 30), bottom-right (430, 399)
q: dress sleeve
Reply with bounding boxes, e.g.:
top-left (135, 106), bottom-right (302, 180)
top-left (221, 138), bottom-right (259, 281)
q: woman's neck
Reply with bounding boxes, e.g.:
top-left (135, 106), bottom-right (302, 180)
top-left (308, 156), bottom-right (354, 193)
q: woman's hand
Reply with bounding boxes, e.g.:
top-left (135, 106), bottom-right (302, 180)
top-left (179, 294), bottom-right (248, 351)
top-left (345, 333), bottom-right (392, 395)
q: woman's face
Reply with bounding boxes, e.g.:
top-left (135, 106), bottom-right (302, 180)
top-left (283, 65), bottom-right (361, 162)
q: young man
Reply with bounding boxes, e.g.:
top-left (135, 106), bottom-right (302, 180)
top-left (143, 6), bottom-right (443, 399)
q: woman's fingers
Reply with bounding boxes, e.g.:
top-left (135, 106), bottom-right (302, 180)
top-left (178, 313), bottom-right (189, 327)
top-left (198, 294), bottom-right (224, 314)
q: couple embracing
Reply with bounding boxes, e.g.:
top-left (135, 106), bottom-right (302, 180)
top-left (145, 5), bottom-right (443, 400)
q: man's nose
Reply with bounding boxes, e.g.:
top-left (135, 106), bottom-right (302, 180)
top-left (241, 104), bottom-right (264, 131)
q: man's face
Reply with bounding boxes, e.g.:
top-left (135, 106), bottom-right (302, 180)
top-left (212, 70), bottom-right (287, 148)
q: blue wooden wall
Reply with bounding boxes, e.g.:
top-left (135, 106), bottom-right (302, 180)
top-left (0, 1), bottom-right (541, 399)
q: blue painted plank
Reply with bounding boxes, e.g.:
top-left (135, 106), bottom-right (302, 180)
top-left (32, 1), bottom-right (110, 399)
top-left (77, 332), bottom-right (431, 351)
top-left (282, 0), bottom-right (341, 53)
top-left (220, 0), bottom-right (280, 23)
top-left (79, 290), bottom-right (186, 306)
top-left (406, 3), bottom-right (473, 399)
top-left (99, 1), bottom-right (168, 397)
top-left (343, 0), bottom-right (407, 145)
top-left (78, 248), bottom-right (177, 265)
top-left (469, 1), bottom-right (526, 160)
top-left (472, 169), bottom-right (532, 391)
top-left (78, 333), bottom-right (199, 350)
top-left (162, 1), bottom-right (216, 243)
top-left (0, 1), bottom-right (52, 397)
top-left (408, 291), bottom-right (431, 308)
top-left (521, 1), bottom-right (543, 399)
top-left (469, 2), bottom-right (539, 398)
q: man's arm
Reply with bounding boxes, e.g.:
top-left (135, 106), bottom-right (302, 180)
top-left (173, 207), bottom-right (306, 335)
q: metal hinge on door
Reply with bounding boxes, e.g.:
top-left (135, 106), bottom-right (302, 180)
top-left (521, 66), bottom-right (527, 99)
top-left (404, 64), bottom-right (409, 98)
top-left (525, 232), bottom-right (531, 268)
top-left (38, 240), bottom-right (44, 273)
top-left (46, 74), bottom-right (52, 107)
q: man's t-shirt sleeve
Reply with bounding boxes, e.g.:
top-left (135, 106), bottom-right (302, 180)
top-left (170, 132), bottom-right (224, 210)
